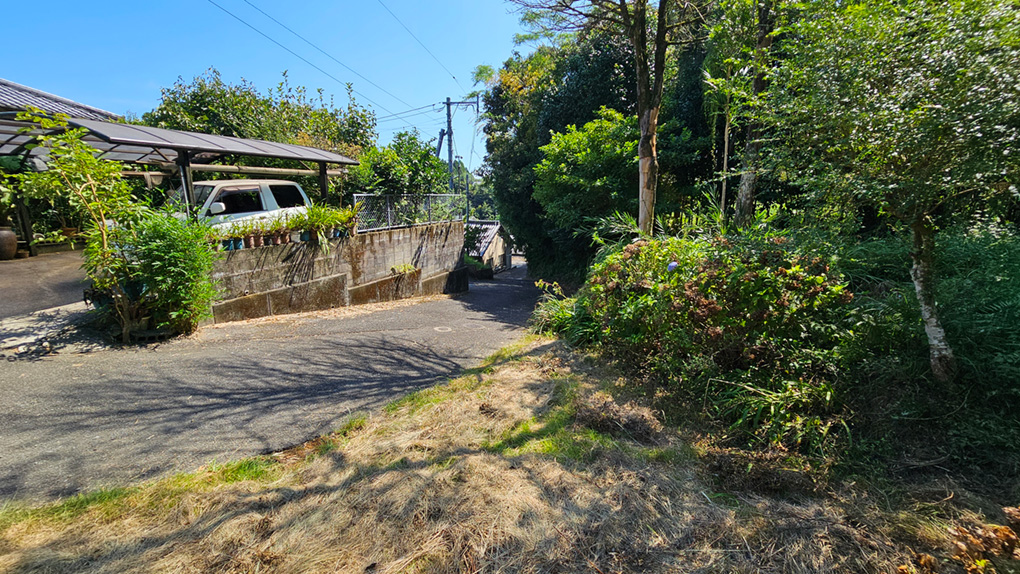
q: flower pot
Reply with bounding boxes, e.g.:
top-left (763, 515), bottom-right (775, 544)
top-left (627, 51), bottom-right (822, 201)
top-left (253, 234), bottom-right (264, 248)
top-left (290, 230), bottom-right (302, 243)
top-left (280, 231), bottom-right (290, 244)
top-left (233, 238), bottom-right (244, 250)
top-left (271, 233), bottom-right (282, 246)
top-left (244, 235), bottom-right (255, 249)
top-left (300, 230), bottom-right (311, 242)
top-left (0, 227), bottom-right (17, 260)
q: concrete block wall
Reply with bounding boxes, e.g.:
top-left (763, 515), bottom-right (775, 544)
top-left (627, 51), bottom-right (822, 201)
top-left (210, 221), bottom-right (465, 323)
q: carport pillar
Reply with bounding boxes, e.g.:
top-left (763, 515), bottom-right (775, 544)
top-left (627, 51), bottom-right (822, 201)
top-left (318, 162), bottom-right (329, 202)
top-left (176, 150), bottom-right (195, 215)
top-left (13, 192), bottom-right (36, 257)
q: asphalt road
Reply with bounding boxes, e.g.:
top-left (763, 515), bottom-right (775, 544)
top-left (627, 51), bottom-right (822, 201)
top-left (0, 265), bottom-right (540, 502)
top-left (0, 251), bottom-right (89, 319)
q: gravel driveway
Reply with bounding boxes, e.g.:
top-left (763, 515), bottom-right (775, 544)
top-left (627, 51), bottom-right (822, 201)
top-left (0, 265), bottom-right (540, 502)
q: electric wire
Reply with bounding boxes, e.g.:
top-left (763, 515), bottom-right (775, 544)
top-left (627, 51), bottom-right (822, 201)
top-left (374, 0), bottom-right (466, 92)
top-left (240, 0), bottom-right (414, 108)
top-left (376, 103), bottom-right (440, 120)
top-left (376, 107), bottom-right (443, 124)
top-left (205, 0), bottom-right (396, 115)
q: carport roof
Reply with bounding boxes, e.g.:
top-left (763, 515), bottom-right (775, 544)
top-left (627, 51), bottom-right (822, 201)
top-left (0, 115), bottom-right (358, 166)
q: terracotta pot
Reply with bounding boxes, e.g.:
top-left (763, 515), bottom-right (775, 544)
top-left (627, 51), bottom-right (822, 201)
top-left (244, 235), bottom-right (255, 249)
top-left (0, 227), bottom-right (16, 260)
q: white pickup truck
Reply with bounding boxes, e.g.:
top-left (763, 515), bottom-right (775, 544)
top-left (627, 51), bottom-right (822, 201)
top-left (173, 179), bottom-right (311, 229)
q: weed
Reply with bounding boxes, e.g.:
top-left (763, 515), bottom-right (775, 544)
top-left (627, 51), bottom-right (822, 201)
top-left (336, 415), bottom-right (368, 439)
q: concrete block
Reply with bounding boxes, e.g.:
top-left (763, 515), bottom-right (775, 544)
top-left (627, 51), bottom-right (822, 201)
top-left (267, 274), bottom-right (348, 315)
top-left (212, 292), bottom-right (271, 323)
top-left (349, 269), bottom-right (421, 306)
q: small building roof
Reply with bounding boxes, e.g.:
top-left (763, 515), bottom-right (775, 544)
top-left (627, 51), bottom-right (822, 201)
top-left (0, 78), bottom-right (121, 122)
top-left (0, 116), bottom-right (358, 167)
top-left (467, 220), bottom-right (505, 258)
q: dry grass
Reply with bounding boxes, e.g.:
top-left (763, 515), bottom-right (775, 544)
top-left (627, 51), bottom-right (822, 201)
top-left (0, 336), bottom-right (1016, 573)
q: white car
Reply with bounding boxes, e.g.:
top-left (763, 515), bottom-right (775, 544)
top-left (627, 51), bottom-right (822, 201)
top-left (172, 179), bottom-right (311, 229)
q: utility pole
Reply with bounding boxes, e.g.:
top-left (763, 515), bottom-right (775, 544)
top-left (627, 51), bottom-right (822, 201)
top-left (442, 95), bottom-right (480, 192)
top-left (446, 97), bottom-right (454, 193)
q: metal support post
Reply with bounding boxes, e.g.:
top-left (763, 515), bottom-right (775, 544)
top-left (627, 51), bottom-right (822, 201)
top-left (318, 162), bottom-right (329, 202)
top-left (176, 150), bottom-right (195, 216)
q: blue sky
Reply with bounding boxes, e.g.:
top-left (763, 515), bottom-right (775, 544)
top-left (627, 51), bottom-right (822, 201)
top-left (2, 0), bottom-right (527, 172)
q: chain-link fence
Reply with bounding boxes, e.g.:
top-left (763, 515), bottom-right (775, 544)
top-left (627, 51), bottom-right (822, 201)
top-left (353, 194), bottom-right (467, 232)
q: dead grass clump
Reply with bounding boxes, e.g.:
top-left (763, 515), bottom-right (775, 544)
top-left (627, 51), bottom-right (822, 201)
top-left (574, 390), bottom-right (663, 443)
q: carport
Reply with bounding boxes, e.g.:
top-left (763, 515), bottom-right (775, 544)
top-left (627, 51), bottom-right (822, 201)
top-left (0, 113), bottom-right (358, 255)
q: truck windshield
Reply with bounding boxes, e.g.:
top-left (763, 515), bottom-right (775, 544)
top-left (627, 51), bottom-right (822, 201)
top-left (169, 185), bottom-right (215, 208)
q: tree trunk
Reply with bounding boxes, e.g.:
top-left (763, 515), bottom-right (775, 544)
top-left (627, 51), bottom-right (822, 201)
top-left (721, 101), bottom-right (731, 216)
top-left (908, 220), bottom-right (957, 384)
top-left (638, 107), bottom-right (660, 234)
top-left (733, 129), bottom-right (761, 227)
top-left (732, 0), bottom-right (774, 228)
top-left (627, 0), bottom-right (668, 235)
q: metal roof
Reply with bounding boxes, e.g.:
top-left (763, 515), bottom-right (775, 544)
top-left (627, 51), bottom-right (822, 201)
top-left (0, 116), bottom-right (359, 166)
top-left (0, 78), bottom-right (121, 122)
top-left (467, 220), bottom-right (505, 258)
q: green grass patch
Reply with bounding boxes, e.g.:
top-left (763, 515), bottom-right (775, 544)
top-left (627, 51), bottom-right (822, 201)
top-left (314, 440), bottom-right (340, 457)
top-left (484, 409), bottom-right (619, 462)
top-left (210, 457), bottom-right (281, 483)
top-left (336, 415), bottom-right (367, 438)
top-left (0, 486), bottom-right (136, 530)
top-left (482, 374), bottom-right (619, 462)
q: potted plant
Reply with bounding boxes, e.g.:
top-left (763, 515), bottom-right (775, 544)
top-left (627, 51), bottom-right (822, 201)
top-left (250, 220), bottom-right (265, 248)
top-left (266, 216), bottom-right (287, 245)
top-left (303, 204), bottom-right (332, 244)
top-left (234, 220), bottom-right (255, 249)
top-left (286, 212), bottom-right (307, 243)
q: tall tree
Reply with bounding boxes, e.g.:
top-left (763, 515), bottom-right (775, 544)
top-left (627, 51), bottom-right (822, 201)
top-left (730, 0), bottom-right (775, 227)
top-left (478, 30), bottom-right (639, 277)
top-left (767, 0), bottom-right (1020, 383)
top-left (509, 0), bottom-right (710, 233)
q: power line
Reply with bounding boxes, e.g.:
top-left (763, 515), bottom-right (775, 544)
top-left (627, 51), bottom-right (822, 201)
top-left (376, 103), bottom-right (441, 121)
top-left (205, 0), bottom-right (396, 115)
top-left (374, 0), bottom-right (466, 92)
top-left (240, 0), bottom-right (413, 109)
top-left (376, 108), bottom-right (443, 124)
top-left (377, 121), bottom-right (447, 135)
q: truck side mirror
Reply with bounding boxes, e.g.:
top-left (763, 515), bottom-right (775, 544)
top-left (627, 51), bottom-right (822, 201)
top-left (208, 202), bottom-right (227, 216)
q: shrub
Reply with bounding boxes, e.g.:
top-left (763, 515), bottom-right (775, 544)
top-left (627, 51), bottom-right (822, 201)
top-left (537, 232), bottom-right (855, 453)
top-left (131, 213), bottom-right (218, 335)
